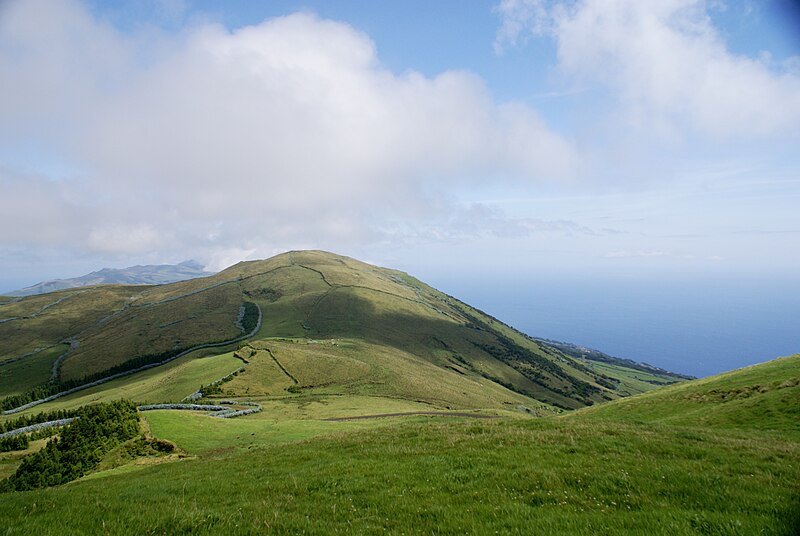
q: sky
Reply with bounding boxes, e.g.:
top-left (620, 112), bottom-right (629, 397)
top-left (1, 1), bottom-right (799, 374)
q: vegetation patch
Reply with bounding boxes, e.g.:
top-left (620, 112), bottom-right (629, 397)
top-left (0, 435), bottom-right (28, 452)
top-left (0, 400), bottom-right (140, 492)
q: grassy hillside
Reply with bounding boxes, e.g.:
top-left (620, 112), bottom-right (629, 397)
top-left (0, 250), bottom-right (685, 413)
top-left (572, 353), bottom-right (800, 437)
top-left (0, 304), bottom-right (797, 534)
top-left (0, 396), bottom-right (797, 534)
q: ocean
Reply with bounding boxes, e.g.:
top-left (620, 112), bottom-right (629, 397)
top-left (434, 275), bottom-right (800, 378)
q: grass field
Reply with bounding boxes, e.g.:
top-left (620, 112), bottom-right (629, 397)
top-left (142, 397), bottom-right (445, 455)
top-left (5, 251), bottom-right (796, 533)
top-left (0, 415), bottom-right (796, 535)
top-left (222, 338), bottom-right (546, 411)
top-left (0, 345), bottom-right (68, 396)
top-left (0, 354), bottom-right (796, 534)
top-left (0, 438), bottom-right (49, 480)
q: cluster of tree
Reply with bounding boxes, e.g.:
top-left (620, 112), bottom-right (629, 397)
top-left (0, 408), bottom-right (78, 434)
top-left (0, 384), bottom-right (62, 412)
top-left (0, 400), bottom-right (140, 492)
top-left (0, 435), bottom-right (29, 452)
top-left (240, 301), bottom-right (260, 334)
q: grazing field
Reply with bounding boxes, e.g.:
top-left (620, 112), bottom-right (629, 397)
top-left (0, 345), bottom-right (68, 396)
top-left (142, 403), bottom-right (421, 455)
top-left (0, 355), bottom-right (796, 534)
top-left (0, 438), bottom-right (49, 480)
top-left (0, 415), bottom-right (797, 535)
top-left (222, 338), bottom-right (546, 411)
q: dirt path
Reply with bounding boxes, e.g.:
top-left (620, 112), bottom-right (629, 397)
top-left (322, 411), bottom-right (498, 421)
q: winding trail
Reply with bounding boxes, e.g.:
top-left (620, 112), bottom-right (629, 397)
top-left (50, 340), bottom-right (79, 381)
top-left (2, 303), bottom-right (263, 415)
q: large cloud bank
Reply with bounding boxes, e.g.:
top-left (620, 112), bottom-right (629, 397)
top-left (0, 0), bottom-right (575, 267)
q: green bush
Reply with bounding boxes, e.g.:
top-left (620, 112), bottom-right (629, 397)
top-left (0, 435), bottom-right (29, 452)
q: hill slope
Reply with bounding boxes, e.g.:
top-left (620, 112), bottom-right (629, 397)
top-left (572, 353), bottom-right (800, 436)
top-left (0, 250), bottom-right (686, 412)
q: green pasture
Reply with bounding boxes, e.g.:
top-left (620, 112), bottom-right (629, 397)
top-left (0, 416), bottom-right (797, 535)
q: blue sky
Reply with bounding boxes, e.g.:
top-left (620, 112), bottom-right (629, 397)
top-left (1, 1), bottom-right (799, 302)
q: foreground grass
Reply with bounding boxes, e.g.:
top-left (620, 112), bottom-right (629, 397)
top-left (0, 416), bottom-right (797, 535)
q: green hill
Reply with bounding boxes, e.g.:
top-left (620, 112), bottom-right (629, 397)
top-left (572, 353), bottom-right (800, 437)
top-left (0, 250), bottom-right (684, 413)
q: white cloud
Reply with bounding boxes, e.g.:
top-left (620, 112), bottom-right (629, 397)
top-left (87, 224), bottom-right (165, 254)
top-left (495, 0), bottom-right (800, 138)
top-left (493, 0), bottom-right (552, 53)
top-left (381, 202), bottom-right (598, 245)
top-left (0, 0), bottom-right (577, 264)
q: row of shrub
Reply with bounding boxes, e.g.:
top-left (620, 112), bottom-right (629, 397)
top-left (0, 400), bottom-right (140, 492)
top-left (0, 435), bottom-right (28, 452)
top-left (0, 418), bottom-right (76, 441)
top-left (198, 366), bottom-right (246, 397)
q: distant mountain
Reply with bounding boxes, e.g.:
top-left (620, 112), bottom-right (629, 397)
top-left (6, 261), bottom-right (214, 297)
